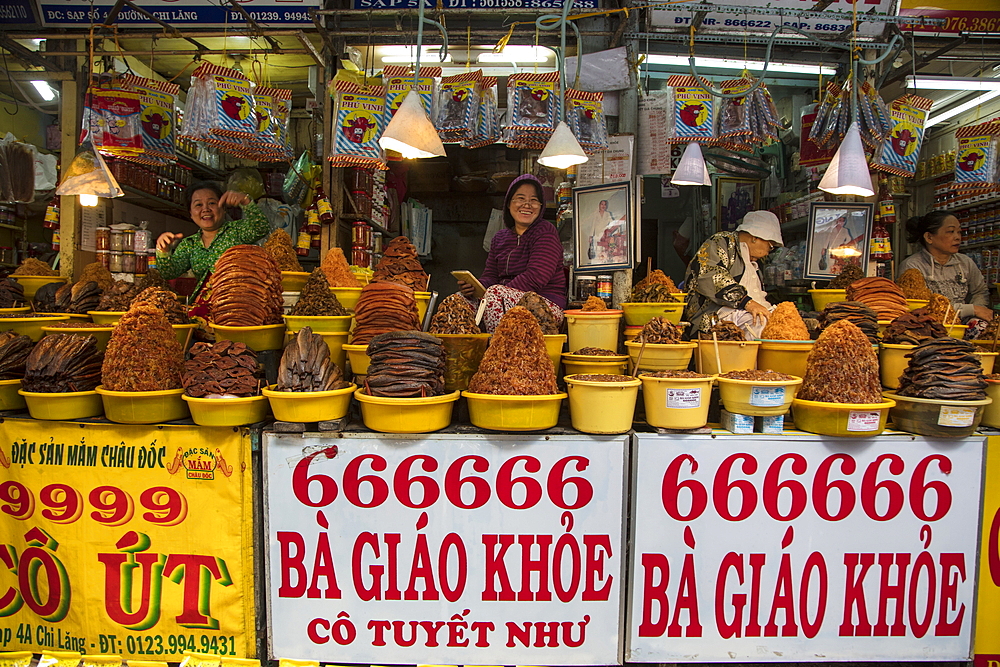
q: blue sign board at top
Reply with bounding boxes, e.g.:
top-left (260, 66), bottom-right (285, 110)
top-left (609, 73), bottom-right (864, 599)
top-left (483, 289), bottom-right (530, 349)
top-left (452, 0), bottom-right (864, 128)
top-left (0, 0), bottom-right (40, 25)
top-left (36, 0), bottom-right (320, 26)
top-left (351, 0), bottom-right (599, 9)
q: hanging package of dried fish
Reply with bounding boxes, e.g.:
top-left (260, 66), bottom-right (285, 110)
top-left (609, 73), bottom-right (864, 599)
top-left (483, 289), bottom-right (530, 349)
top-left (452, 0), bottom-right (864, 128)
top-left (22, 333), bottom-right (103, 393)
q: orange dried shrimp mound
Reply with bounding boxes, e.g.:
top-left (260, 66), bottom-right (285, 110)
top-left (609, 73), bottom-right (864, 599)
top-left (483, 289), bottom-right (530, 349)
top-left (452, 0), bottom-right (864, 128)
top-left (133, 287), bottom-right (190, 324)
top-left (208, 245), bottom-right (284, 326)
top-left (921, 293), bottom-right (959, 325)
top-left (11, 257), bottom-right (58, 276)
top-left (429, 293), bottom-right (482, 334)
top-left (846, 277), bottom-right (908, 321)
top-left (581, 295), bottom-right (608, 311)
top-left (635, 269), bottom-right (679, 293)
top-left (896, 268), bottom-right (932, 301)
top-left (320, 248), bottom-right (362, 287)
top-left (696, 321), bottom-right (746, 341)
top-left (468, 306), bottom-right (559, 395)
top-left (826, 264), bottom-right (864, 289)
top-left (102, 303), bottom-right (184, 391)
top-left (516, 292), bottom-right (561, 335)
top-left (760, 302), bottom-right (810, 340)
top-left (798, 319), bottom-right (881, 404)
top-left (634, 317), bottom-right (682, 343)
top-left (372, 236), bottom-right (429, 291)
top-left (263, 229), bottom-right (303, 272)
top-left (291, 269), bottom-right (348, 317)
top-left (350, 282), bottom-right (421, 345)
top-left (79, 262), bottom-right (114, 292)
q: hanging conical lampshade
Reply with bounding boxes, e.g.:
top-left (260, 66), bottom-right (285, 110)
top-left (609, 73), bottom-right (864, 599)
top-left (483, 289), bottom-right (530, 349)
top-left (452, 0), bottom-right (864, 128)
top-left (818, 122), bottom-right (874, 197)
top-left (378, 89), bottom-right (446, 159)
top-left (55, 142), bottom-right (123, 206)
top-left (538, 121), bottom-right (588, 169)
top-left (670, 142), bottom-right (711, 186)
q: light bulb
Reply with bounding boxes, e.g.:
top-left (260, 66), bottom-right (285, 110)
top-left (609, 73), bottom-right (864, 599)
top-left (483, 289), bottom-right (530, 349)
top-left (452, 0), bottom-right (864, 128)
top-left (79, 194), bottom-right (99, 207)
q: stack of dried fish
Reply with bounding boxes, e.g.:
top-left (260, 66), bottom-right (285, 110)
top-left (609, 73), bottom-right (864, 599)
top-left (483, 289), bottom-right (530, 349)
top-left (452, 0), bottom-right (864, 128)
top-left (135, 269), bottom-right (169, 293)
top-left (320, 248), bottom-right (362, 287)
top-left (429, 294), bottom-right (482, 334)
top-left (97, 280), bottom-right (140, 311)
top-left (22, 334), bottom-right (103, 393)
top-left (132, 287), bottom-right (190, 324)
top-left (56, 281), bottom-right (102, 314)
top-left (897, 338), bottom-right (987, 400)
top-left (208, 245), bottom-right (283, 326)
top-left (573, 347), bottom-right (618, 356)
top-left (275, 327), bottom-right (351, 392)
top-left (351, 282), bottom-right (421, 345)
top-left (183, 340), bottom-right (259, 397)
top-left (364, 331), bottom-right (446, 397)
top-left (882, 312), bottom-right (948, 345)
top-left (78, 262), bottom-right (114, 293)
top-left (516, 292), bottom-right (560, 334)
top-left (32, 282), bottom-right (61, 312)
top-left (822, 301), bottom-right (880, 344)
top-left (581, 296), bottom-right (608, 311)
top-left (0, 332), bottom-right (33, 378)
top-left (847, 277), bottom-right (909, 321)
top-left (102, 303), bottom-right (184, 391)
top-left (629, 283), bottom-right (678, 303)
top-left (697, 321), bottom-right (746, 341)
top-left (826, 264), bottom-right (864, 290)
top-left (11, 258), bottom-right (58, 276)
top-left (290, 269), bottom-right (348, 317)
top-left (0, 278), bottom-right (24, 308)
top-left (634, 317), bottom-right (682, 343)
top-left (372, 237), bottom-right (429, 291)
top-left (760, 302), bottom-right (811, 340)
top-left (799, 319), bottom-right (882, 404)
top-left (922, 294), bottom-right (959, 326)
top-left (263, 229), bottom-right (303, 272)
top-left (896, 269), bottom-right (933, 301)
top-left (809, 78), bottom-right (891, 151)
top-left (468, 306), bottom-right (559, 395)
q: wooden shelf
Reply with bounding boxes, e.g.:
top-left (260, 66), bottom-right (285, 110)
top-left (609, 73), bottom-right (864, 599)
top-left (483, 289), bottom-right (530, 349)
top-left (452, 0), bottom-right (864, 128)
top-left (340, 214), bottom-right (397, 238)
top-left (0, 223), bottom-right (25, 232)
top-left (176, 152), bottom-right (226, 180)
top-left (120, 186), bottom-right (187, 214)
top-left (937, 194), bottom-right (1000, 213)
top-left (913, 171), bottom-right (954, 187)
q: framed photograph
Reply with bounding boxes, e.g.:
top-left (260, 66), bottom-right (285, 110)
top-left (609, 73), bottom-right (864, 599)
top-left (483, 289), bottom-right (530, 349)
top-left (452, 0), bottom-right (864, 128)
top-left (714, 176), bottom-right (761, 232)
top-left (805, 201), bottom-right (874, 280)
top-left (573, 180), bottom-right (635, 272)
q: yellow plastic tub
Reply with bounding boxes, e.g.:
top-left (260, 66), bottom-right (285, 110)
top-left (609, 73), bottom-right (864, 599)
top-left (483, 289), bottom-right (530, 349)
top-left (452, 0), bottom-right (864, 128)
top-left (808, 289), bottom-right (848, 311)
top-left (983, 379), bottom-right (1000, 428)
top-left (343, 343), bottom-right (371, 375)
top-left (283, 314), bottom-right (353, 333)
top-left (0, 378), bottom-right (26, 411)
top-left (695, 339), bottom-right (761, 374)
top-left (42, 324), bottom-right (114, 350)
top-left (791, 397), bottom-right (895, 437)
top-left (66, 313), bottom-right (92, 322)
top-left (879, 343), bottom-right (916, 389)
top-left (355, 389), bottom-right (460, 433)
top-left (620, 301), bottom-right (686, 326)
top-left (564, 310), bottom-right (622, 352)
top-left (434, 333), bottom-right (491, 392)
top-left (884, 391), bottom-right (991, 437)
top-left (0, 315), bottom-right (71, 341)
top-left (623, 325), bottom-right (643, 341)
top-left (19, 389), bottom-right (103, 420)
top-left (95, 386), bottom-right (189, 424)
top-left (758, 340), bottom-right (814, 379)
top-left (87, 311), bottom-right (126, 325)
top-left (562, 353), bottom-right (629, 378)
top-left (543, 334), bottom-right (567, 376)
top-left (945, 323), bottom-right (968, 339)
top-left (625, 340), bottom-right (697, 373)
top-left (565, 374), bottom-right (640, 434)
top-left (877, 320), bottom-right (892, 335)
top-left (211, 323), bottom-right (286, 351)
top-left (415, 291), bottom-right (432, 325)
top-left (12, 275), bottom-right (67, 301)
top-left (263, 383), bottom-right (356, 422)
top-left (978, 351), bottom-right (998, 375)
top-left (287, 330), bottom-right (350, 373)
top-left (639, 373), bottom-right (715, 429)
top-left (182, 394), bottom-right (270, 426)
top-left (462, 391), bottom-right (566, 431)
top-left (0, 306), bottom-right (30, 314)
top-left (172, 323), bottom-right (197, 347)
top-left (716, 375), bottom-right (803, 416)
top-left (906, 299), bottom-right (929, 311)
top-left (281, 271), bottom-right (311, 292)
top-left (330, 287), bottom-right (363, 311)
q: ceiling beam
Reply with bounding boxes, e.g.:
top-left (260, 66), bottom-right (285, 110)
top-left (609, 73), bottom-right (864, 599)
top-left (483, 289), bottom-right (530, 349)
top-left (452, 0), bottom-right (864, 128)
top-left (39, 49), bottom-right (311, 57)
top-left (0, 35), bottom-right (65, 71)
top-left (296, 30), bottom-right (324, 67)
top-left (882, 34), bottom-right (970, 86)
top-left (4, 70), bottom-right (76, 80)
top-left (222, 0), bottom-right (284, 53)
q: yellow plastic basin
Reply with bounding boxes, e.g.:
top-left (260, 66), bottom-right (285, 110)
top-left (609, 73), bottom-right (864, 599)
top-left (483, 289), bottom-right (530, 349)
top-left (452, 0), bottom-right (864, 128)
top-left (355, 389), bottom-right (460, 433)
top-left (0, 315), bottom-right (71, 341)
top-left (263, 383), bottom-right (356, 422)
top-left (330, 287), bottom-right (363, 311)
top-left (639, 373), bottom-right (716, 429)
top-left (12, 275), bottom-right (67, 300)
top-left (562, 353), bottom-right (629, 378)
top-left (415, 291), bottom-right (432, 325)
top-left (978, 351), bottom-right (998, 375)
top-left (343, 343), bottom-right (371, 375)
top-left (95, 386), bottom-right (189, 424)
top-left (281, 271), bottom-right (311, 292)
top-left (287, 330), bottom-right (349, 373)
top-left (623, 325), bottom-right (643, 341)
top-left (758, 340), bottom-right (814, 379)
top-left (945, 323), bottom-right (968, 339)
top-left (879, 343), bottom-right (915, 389)
top-left (283, 314), bottom-right (353, 333)
top-left (906, 299), bottom-right (929, 311)
top-left (42, 325), bottom-right (114, 350)
top-left (182, 394), bottom-right (270, 427)
top-left (0, 379), bottom-right (26, 411)
top-left (463, 391), bottom-right (566, 431)
top-left (884, 390), bottom-right (991, 438)
top-left (434, 333), bottom-right (491, 392)
top-left (695, 339), bottom-right (761, 374)
top-left (564, 310), bottom-right (622, 352)
top-left (173, 323), bottom-right (197, 347)
top-left (808, 289), bottom-right (848, 311)
top-left (716, 375), bottom-right (802, 416)
top-left (87, 311), bottom-right (126, 325)
top-left (0, 306), bottom-right (30, 314)
top-left (620, 301), bottom-right (686, 326)
top-left (543, 334), bottom-right (567, 376)
top-left (625, 340), bottom-right (697, 373)
top-left (791, 397), bottom-right (895, 437)
top-left (19, 389), bottom-right (103, 420)
top-left (564, 374), bottom-right (639, 434)
top-left (983, 379), bottom-right (1000, 429)
top-left (211, 323), bottom-right (286, 351)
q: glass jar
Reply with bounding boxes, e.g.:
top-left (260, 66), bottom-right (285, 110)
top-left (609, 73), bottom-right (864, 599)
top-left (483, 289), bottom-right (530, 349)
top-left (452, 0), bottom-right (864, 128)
top-left (122, 230), bottom-right (135, 252)
top-left (134, 251), bottom-right (148, 274)
top-left (97, 250), bottom-right (110, 269)
top-left (122, 251), bottom-right (135, 274)
top-left (577, 275), bottom-right (596, 300)
top-left (109, 251), bottom-right (124, 273)
top-left (95, 227), bottom-right (110, 251)
top-left (110, 229), bottom-right (125, 251)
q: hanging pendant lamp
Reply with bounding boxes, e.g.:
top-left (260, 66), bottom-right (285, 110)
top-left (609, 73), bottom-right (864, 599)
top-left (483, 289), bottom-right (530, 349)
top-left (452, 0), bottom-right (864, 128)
top-left (55, 142), bottom-right (123, 207)
top-left (670, 142), bottom-right (711, 186)
top-left (538, 121), bottom-right (588, 169)
top-left (379, 90), bottom-right (446, 158)
top-left (818, 121), bottom-right (873, 197)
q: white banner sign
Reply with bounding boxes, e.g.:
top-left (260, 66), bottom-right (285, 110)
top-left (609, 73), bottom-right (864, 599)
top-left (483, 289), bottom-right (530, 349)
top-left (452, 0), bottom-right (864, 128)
top-left (628, 433), bottom-right (983, 661)
top-left (264, 433), bottom-right (627, 665)
top-left (650, 0), bottom-right (896, 37)
top-left (37, 0), bottom-right (320, 26)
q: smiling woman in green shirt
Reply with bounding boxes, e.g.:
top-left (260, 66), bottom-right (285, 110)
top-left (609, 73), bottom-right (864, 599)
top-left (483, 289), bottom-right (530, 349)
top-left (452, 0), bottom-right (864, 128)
top-left (155, 181), bottom-right (271, 299)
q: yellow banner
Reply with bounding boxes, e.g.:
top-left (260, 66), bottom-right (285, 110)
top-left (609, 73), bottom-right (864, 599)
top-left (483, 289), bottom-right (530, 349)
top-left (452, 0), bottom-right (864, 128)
top-left (0, 419), bottom-right (255, 660)
top-left (975, 435), bottom-right (1000, 667)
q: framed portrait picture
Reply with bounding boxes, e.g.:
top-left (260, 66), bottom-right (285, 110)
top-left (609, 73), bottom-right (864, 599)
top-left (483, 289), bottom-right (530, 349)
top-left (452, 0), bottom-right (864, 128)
top-left (573, 180), bottom-right (634, 272)
top-left (714, 176), bottom-right (761, 232)
top-left (805, 202), bottom-right (874, 280)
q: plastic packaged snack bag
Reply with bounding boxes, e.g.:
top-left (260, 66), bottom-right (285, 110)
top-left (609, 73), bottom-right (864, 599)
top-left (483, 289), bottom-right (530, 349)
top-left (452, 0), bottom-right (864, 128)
top-left (504, 71), bottom-right (561, 149)
top-left (383, 65), bottom-right (440, 122)
top-left (435, 70), bottom-right (482, 143)
top-left (565, 88), bottom-right (607, 153)
top-left (667, 75), bottom-right (715, 143)
top-left (464, 76), bottom-right (500, 149)
top-left (121, 74), bottom-right (179, 162)
top-left (873, 94), bottom-right (933, 178)
top-left (329, 80), bottom-right (387, 169)
top-left (954, 119), bottom-right (1000, 189)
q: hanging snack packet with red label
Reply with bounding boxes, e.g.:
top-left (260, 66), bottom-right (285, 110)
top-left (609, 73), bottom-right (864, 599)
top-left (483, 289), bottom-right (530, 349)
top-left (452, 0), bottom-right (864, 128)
top-left (718, 78), bottom-right (753, 141)
top-left (384, 65), bottom-right (440, 122)
top-left (435, 70), bottom-right (482, 143)
top-left (90, 87), bottom-right (144, 157)
top-left (504, 71), bottom-right (561, 150)
top-left (565, 88), bottom-right (607, 153)
top-left (954, 119), bottom-right (1000, 190)
top-left (873, 94), bottom-right (933, 178)
top-left (667, 75), bottom-right (715, 143)
top-left (330, 80), bottom-right (387, 170)
top-left (121, 73), bottom-right (179, 162)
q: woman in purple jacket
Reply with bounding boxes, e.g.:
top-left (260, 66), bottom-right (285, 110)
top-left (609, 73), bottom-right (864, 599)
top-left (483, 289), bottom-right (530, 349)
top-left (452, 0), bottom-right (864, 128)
top-left (458, 174), bottom-right (567, 332)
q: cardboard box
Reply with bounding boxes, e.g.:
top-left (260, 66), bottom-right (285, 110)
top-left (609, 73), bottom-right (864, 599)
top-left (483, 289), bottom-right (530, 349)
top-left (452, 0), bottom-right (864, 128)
top-left (721, 409), bottom-right (754, 434)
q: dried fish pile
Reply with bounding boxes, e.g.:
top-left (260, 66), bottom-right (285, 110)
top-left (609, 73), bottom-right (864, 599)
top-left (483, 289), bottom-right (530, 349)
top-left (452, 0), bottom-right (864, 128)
top-left (135, 269), bottom-right (168, 293)
top-left (276, 327), bottom-right (351, 392)
top-left (847, 277), bottom-right (908, 321)
top-left (799, 319), bottom-right (882, 403)
top-left (132, 287), bottom-right (190, 324)
top-left (760, 302), bottom-right (810, 340)
top-left (208, 245), bottom-right (283, 326)
top-left (882, 312), bottom-right (948, 345)
top-left (320, 248), bottom-right (362, 287)
top-left (629, 283), bottom-right (678, 303)
top-left (290, 269), bottom-right (348, 316)
top-left (581, 296), bottom-right (608, 311)
top-left (102, 303), bottom-right (184, 391)
top-left (11, 258), bottom-right (58, 276)
top-left (97, 280), bottom-right (139, 311)
top-left (372, 237), bottom-right (429, 291)
top-left (822, 301), bottom-right (880, 344)
top-left (468, 306), bottom-right (559, 395)
top-left (351, 282), bottom-right (421, 345)
top-left (364, 331), bottom-right (446, 397)
top-left (644, 370), bottom-right (710, 378)
top-left (22, 334), bottom-right (103, 393)
top-left (516, 291), bottom-right (560, 334)
top-left (263, 229), bottom-right (303, 272)
top-left (634, 317), bottom-right (682, 343)
top-left (428, 294), bottom-right (482, 334)
top-left (720, 369), bottom-right (794, 381)
top-left (183, 340), bottom-right (259, 397)
top-left (56, 281), bottom-right (102, 314)
top-left (897, 338), bottom-right (987, 400)
top-left (0, 332), bottom-right (33, 379)
top-left (982, 317), bottom-right (1000, 342)
top-left (573, 347), bottom-right (618, 356)
top-left (32, 282), bottom-right (61, 312)
top-left (826, 264), bottom-right (864, 290)
top-left (896, 269), bottom-right (933, 301)
top-left (572, 374), bottom-right (634, 382)
top-left (79, 262), bottom-right (114, 293)
top-left (922, 294), bottom-right (958, 325)
top-left (697, 321), bottom-right (746, 341)
top-left (0, 278), bottom-right (24, 308)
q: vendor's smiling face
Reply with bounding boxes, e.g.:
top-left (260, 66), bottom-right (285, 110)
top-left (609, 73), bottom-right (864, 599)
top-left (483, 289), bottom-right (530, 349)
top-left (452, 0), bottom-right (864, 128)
top-left (509, 183), bottom-right (543, 232)
top-left (189, 188), bottom-right (224, 232)
top-left (924, 214), bottom-right (962, 256)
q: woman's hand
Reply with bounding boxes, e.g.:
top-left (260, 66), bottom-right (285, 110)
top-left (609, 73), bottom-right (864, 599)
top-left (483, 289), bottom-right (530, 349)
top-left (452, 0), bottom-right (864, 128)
top-left (974, 305), bottom-right (994, 320)
top-left (156, 232), bottom-right (184, 252)
top-left (745, 300), bottom-right (771, 326)
top-left (219, 190), bottom-right (252, 207)
top-left (457, 281), bottom-right (476, 299)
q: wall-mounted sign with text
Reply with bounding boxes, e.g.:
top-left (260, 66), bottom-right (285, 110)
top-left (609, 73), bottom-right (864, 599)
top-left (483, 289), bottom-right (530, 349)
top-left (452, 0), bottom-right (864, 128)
top-left (36, 0), bottom-right (320, 26)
